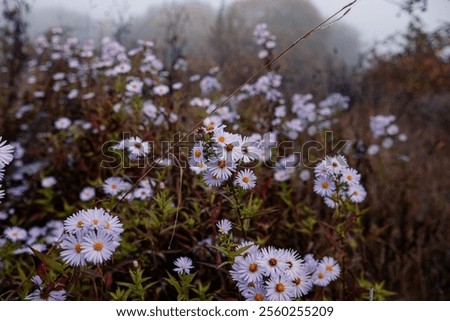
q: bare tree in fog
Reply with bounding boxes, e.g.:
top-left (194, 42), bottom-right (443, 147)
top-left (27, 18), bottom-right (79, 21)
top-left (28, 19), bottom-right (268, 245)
top-left (0, 0), bottom-right (29, 133)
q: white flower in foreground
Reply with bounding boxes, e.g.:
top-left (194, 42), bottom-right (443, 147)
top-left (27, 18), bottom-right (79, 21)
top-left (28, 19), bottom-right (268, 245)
top-left (312, 267), bottom-right (331, 287)
top-left (0, 136), bottom-right (14, 167)
top-left (81, 229), bottom-right (116, 264)
top-left (265, 274), bottom-right (295, 301)
top-left (347, 184), bottom-right (367, 203)
top-left (339, 168), bottom-right (361, 186)
top-left (319, 256), bottom-right (341, 281)
top-left (313, 175), bottom-right (335, 198)
top-left (81, 207), bottom-right (107, 230)
top-left (230, 252), bottom-right (263, 284)
top-left (257, 246), bottom-right (288, 276)
top-left (63, 210), bottom-right (86, 234)
top-left (173, 256), bottom-right (194, 275)
top-left (25, 289), bottom-right (66, 301)
top-left (60, 231), bottom-right (87, 266)
top-left (234, 169), bottom-right (257, 190)
top-left (207, 158), bottom-right (235, 180)
top-left (291, 270), bottom-right (313, 298)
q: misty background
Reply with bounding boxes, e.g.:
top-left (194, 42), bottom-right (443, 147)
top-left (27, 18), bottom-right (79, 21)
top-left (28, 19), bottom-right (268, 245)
top-left (17, 0), bottom-right (450, 99)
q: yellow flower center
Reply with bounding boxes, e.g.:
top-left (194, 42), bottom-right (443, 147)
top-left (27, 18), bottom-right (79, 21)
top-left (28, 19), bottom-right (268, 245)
top-left (347, 175), bottom-right (353, 181)
top-left (322, 181), bottom-right (329, 189)
top-left (111, 183), bottom-right (117, 190)
top-left (275, 283), bottom-right (285, 293)
top-left (75, 243), bottom-right (82, 253)
top-left (242, 176), bottom-right (250, 184)
top-left (254, 293), bottom-right (264, 301)
top-left (93, 241), bottom-right (103, 251)
top-left (77, 220), bottom-right (84, 228)
top-left (326, 265), bottom-right (333, 272)
top-left (194, 149), bottom-right (202, 158)
top-left (105, 222), bottom-right (111, 230)
top-left (218, 136), bottom-right (225, 143)
top-left (226, 143), bottom-right (234, 152)
top-left (249, 263), bottom-right (258, 273)
top-left (218, 160), bottom-right (226, 169)
top-left (318, 272), bottom-right (325, 279)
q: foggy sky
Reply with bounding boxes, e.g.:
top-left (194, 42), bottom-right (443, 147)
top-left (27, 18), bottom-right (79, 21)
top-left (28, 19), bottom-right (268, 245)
top-left (27, 0), bottom-right (450, 49)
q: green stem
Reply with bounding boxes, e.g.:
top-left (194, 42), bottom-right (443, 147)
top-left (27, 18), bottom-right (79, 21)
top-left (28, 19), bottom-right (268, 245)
top-left (228, 181), bottom-right (247, 239)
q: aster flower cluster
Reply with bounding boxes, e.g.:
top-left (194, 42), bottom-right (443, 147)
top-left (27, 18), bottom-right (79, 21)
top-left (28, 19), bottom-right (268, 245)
top-left (1, 220), bottom-right (63, 255)
top-left (280, 93), bottom-right (350, 139)
top-left (230, 242), bottom-right (340, 301)
top-left (0, 136), bottom-right (15, 202)
top-left (253, 23), bottom-right (277, 60)
top-left (189, 125), bottom-right (264, 189)
top-left (102, 176), bottom-right (154, 201)
top-left (367, 114), bottom-right (407, 155)
top-left (60, 207), bottom-right (123, 266)
top-left (314, 155), bottom-right (367, 208)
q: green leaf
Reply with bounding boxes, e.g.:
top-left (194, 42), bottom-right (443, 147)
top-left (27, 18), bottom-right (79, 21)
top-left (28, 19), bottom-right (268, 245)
top-left (29, 247), bottom-right (65, 273)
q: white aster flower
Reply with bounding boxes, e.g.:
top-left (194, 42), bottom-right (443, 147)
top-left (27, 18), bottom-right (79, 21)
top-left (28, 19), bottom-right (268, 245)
top-left (0, 137), bottom-right (14, 167)
top-left (216, 219), bottom-right (232, 235)
top-left (339, 168), bottom-right (361, 186)
top-left (257, 246), bottom-right (288, 277)
top-left (234, 169), bottom-right (257, 190)
top-left (81, 207), bottom-right (107, 230)
top-left (81, 229), bottom-right (116, 264)
top-left (231, 252), bottom-right (264, 284)
top-left (173, 256), bottom-right (194, 275)
top-left (203, 170), bottom-right (225, 187)
top-left (265, 273), bottom-right (295, 301)
top-left (127, 136), bottom-right (150, 158)
top-left (60, 231), bottom-right (87, 266)
top-left (347, 184), bottom-right (367, 203)
top-left (313, 175), bottom-right (335, 197)
top-left (79, 187), bottom-right (95, 202)
top-left (324, 155), bottom-right (348, 175)
top-left (63, 210), bottom-right (86, 234)
top-left (103, 176), bottom-right (128, 196)
top-left (312, 267), bottom-right (331, 287)
top-left (207, 158), bottom-right (235, 180)
top-left (291, 270), bottom-right (313, 298)
top-left (4, 226), bottom-right (28, 242)
top-left (319, 256), bottom-right (341, 281)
